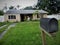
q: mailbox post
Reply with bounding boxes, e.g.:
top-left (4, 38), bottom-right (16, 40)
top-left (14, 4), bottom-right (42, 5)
top-left (40, 18), bottom-right (58, 45)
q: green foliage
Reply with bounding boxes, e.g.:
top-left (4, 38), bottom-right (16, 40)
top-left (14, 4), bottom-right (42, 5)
top-left (0, 22), bottom-right (7, 27)
top-left (24, 6), bottom-right (34, 10)
top-left (36, 0), bottom-right (49, 9)
top-left (0, 22), bottom-right (12, 34)
top-left (0, 10), bottom-right (4, 15)
top-left (36, 0), bottom-right (60, 14)
top-left (17, 5), bottom-right (20, 8)
top-left (0, 21), bottom-right (42, 45)
top-left (33, 10), bottom-right (39, 15)
top-left (0, 21), bottom-right (60, 45)
top-left (0, 25), bottom-right (8, 34)
top-left (9, 6), bottom-right (14, 9)
top-left (47, 0), bottom-right (58, 14)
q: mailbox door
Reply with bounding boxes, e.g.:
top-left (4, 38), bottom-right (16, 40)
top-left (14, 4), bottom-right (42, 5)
top-left (49, 20), bottom-right (58, 33)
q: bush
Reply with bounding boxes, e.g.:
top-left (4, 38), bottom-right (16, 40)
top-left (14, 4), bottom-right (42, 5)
top-left (0, 10), bottom-right (4, 15)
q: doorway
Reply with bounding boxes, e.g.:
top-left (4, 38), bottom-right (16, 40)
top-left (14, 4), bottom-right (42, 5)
top-left (20, 14), bottom-right (33, 21)
top-left (20, 14), bottom-right (25, 21)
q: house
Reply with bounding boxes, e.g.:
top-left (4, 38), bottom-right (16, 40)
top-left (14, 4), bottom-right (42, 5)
top-left (4, 9), bottom-right (48, 22)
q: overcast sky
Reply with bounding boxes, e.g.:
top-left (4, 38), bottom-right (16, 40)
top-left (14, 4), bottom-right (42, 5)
top-left (0, 0), bottom-right (38, 10)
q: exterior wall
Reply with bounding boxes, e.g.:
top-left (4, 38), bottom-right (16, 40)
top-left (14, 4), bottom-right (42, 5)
top-left (4, 14), bottom-right (8, 21)
top-left (39, 13), bottom-right (47, 18)
top-left (43, 14), bottom-right (47, 18)
top-left (4, 14), bottom-right (20, 22)
top-left (4, 13), bottom-right (47, 22)
top-left (32, 14), bottom-right (37, 20)
top-left (32, 13), bottom-right (47, 20)
top-left (16, 14), bottom-right (21, 22)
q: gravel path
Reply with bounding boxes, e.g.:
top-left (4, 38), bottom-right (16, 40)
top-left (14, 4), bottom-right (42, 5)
top-left (0, 23), bottom-right (16, 39)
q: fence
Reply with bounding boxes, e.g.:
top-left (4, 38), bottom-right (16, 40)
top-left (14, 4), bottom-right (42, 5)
top-left (0, 16), bottom-right (4, 22)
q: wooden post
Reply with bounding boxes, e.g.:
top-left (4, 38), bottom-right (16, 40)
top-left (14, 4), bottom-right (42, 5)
top-left (41, 14), bottom-right (46, 45)
top-left (41, 31), bottom-right (46, 45)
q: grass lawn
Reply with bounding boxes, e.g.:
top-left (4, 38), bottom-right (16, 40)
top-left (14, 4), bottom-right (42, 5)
top-left (0, 22), bottom-right (12, 34)
top-left (0, 21), bottom-right (60, 45)
top-left (0, 22), bottom-right (8, 27)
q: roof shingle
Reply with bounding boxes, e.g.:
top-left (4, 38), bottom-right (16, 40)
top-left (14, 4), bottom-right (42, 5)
top-left (5, 9), bottom-right (48, 14)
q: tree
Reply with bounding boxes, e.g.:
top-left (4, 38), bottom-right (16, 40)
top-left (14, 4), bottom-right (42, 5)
top-left (36, 0), bottom-right (49, 10)
top-left (35, 0), bottom-right (60, 14)
top-left (0, 10), bottom-right (4, 15)
top-left (36, 0), bottom-right (41, 9)
top-left (9, 6), bottom-right (14, 9)
top-left (47, 0), bottom-right (58, 14)
top-left (57, 0), bottom-right (60, 13)
top-left (17, 5), bottom-right (20, 9)
top-left (24, 6), bottom-right (34, 10)
top-left (3, 6), bottom-right (7, 10)
top-left (33, 10), bottom-right (39, 15)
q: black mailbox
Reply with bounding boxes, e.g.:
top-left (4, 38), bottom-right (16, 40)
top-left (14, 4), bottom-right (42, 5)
top-left (40, 18), bottom-right (58, 33)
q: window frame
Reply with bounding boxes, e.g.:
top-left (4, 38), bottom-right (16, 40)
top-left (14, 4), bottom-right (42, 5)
top-left (8, 15), bottom-right (16, 19)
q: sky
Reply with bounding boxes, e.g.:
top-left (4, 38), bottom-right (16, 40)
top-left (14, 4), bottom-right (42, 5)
top-left (0, 0), bottom-right (38, 10)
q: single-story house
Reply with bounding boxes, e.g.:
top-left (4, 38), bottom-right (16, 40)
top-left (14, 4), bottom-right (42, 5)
top-left (4, 9), bottom-right (48, 22)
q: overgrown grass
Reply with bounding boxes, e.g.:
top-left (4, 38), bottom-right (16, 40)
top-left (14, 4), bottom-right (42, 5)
top-left (0, 23), bottom-right (12, 34)
top-left (45, 21), bottom-right (60, 45)
top-left (0, 23), bottom-right (11, 34)
top-left (0, 21), bottom-right (60, 45)
top-left (0, 22), bottom-right (8, 27)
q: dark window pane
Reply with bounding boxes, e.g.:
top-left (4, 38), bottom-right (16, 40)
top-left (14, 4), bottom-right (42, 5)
top-left (11, 15), bottom-right (13, 19)
top-left (8, 16), bottom-right (10, 19)
top-left (8, 15), bottom-right (16, 19)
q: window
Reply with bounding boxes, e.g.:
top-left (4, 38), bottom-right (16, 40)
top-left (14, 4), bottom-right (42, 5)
top-left (8, 15), bottom-right (16, 19)
top-left (8, 16), bottom-right (10, 19)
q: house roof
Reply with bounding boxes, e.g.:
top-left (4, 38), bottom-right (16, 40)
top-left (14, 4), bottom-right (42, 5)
top-left (5, 9), bottom-right (48, 14)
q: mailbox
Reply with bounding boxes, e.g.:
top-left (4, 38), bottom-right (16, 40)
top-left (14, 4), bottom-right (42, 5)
top-left (40, 18), bottom-right (58, 33)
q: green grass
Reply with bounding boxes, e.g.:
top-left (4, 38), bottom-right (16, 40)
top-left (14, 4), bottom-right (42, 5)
top-left (0, 22), bottom-right (8, 27)
top-left (0, 23), bottom-right (12, 34)
top-left (0, 25), bottom-right (8, 34)
top-left (46, 21), bottom-right (60, 45)
top-left (0, 21), bottom-right (60, 45)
